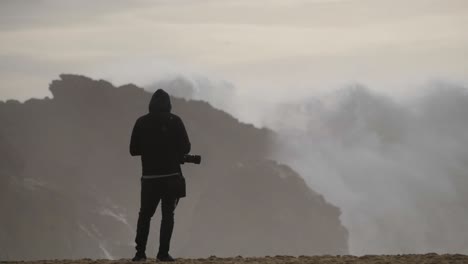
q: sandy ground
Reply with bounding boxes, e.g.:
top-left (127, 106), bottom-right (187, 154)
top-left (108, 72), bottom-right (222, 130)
top-left (2, 254), bottom-right (468, 264)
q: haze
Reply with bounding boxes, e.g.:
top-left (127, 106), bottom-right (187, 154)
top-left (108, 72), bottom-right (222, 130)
top-left (2, 0), bottom-right (468, 256)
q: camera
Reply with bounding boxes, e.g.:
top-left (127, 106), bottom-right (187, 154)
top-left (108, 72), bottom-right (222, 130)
top-left (182, 154), bottom-right (201, 164)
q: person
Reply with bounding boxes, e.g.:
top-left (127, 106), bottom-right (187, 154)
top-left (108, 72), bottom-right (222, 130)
top-left (130, 89), bottom-right (191, 262)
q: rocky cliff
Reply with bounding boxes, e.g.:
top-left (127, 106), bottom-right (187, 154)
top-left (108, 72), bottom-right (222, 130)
top-left (0, 74), bottom-right (348, 260)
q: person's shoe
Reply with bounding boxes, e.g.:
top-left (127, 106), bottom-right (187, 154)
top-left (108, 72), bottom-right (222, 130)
top-left (132, 252), bottom-right (147, 262)
top-left (157, 254), bottom-right (175, 262)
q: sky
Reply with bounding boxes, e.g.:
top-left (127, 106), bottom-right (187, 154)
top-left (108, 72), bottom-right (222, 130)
top-left (1, 0), bottom-right (467, 102)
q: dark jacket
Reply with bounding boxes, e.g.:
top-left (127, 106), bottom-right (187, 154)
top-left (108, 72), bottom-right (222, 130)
top-left (130, 89), bottom-right (191, 177)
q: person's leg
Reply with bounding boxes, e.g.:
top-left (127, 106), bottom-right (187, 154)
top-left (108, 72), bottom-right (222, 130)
top-left (158, 196), bottom-right (179, 258)
top-left (135, 180), bottom-right (160, 255)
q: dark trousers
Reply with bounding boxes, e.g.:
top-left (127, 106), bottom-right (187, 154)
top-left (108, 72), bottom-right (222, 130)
top-left (135, 177), bottom-right (179, 256)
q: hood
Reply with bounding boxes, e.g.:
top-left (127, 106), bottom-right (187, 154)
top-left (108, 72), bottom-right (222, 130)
top-left (149, 89), bottom-right (172, 113)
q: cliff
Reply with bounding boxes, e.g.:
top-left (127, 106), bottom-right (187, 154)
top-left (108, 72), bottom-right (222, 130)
top-left (0, 74), bottom-right (348, 260)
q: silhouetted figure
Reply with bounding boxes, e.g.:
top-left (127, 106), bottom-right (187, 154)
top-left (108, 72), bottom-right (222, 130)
top-left (130, 89), bottom-right (191, 262)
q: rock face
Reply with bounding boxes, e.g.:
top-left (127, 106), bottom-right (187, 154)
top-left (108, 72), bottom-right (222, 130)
top-left (0, 74), bottom-right (348, 260)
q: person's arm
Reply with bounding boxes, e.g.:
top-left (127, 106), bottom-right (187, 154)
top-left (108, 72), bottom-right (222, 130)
top-left (175, 117), bottom-right (191, 155)
top-left (130, 118), bottom-right (142, 156)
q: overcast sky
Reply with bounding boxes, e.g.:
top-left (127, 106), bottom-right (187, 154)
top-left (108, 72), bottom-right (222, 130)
top-left (1, 0), bottom-right (467, 101)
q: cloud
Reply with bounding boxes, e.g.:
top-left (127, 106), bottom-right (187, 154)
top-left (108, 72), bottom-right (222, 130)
top-left (0, 0), bottom-right (467, 109)
top-left (0, 0), bottom-right (153, 31)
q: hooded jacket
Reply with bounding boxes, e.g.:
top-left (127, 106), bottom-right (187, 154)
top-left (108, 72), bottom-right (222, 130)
top-left (130, 89), bottom-right (191, 178)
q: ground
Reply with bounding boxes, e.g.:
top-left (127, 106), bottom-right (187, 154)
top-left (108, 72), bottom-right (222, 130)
top-left (3, 254), bottom-right (468, 264)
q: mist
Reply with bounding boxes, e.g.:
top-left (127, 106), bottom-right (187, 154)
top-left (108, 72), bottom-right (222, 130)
top-left (149, 76), bottom-right (468, 255)
top-left (269, 82), bottom-right (468, 254)
top-left (1, 0), bottom-right (468, 259)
